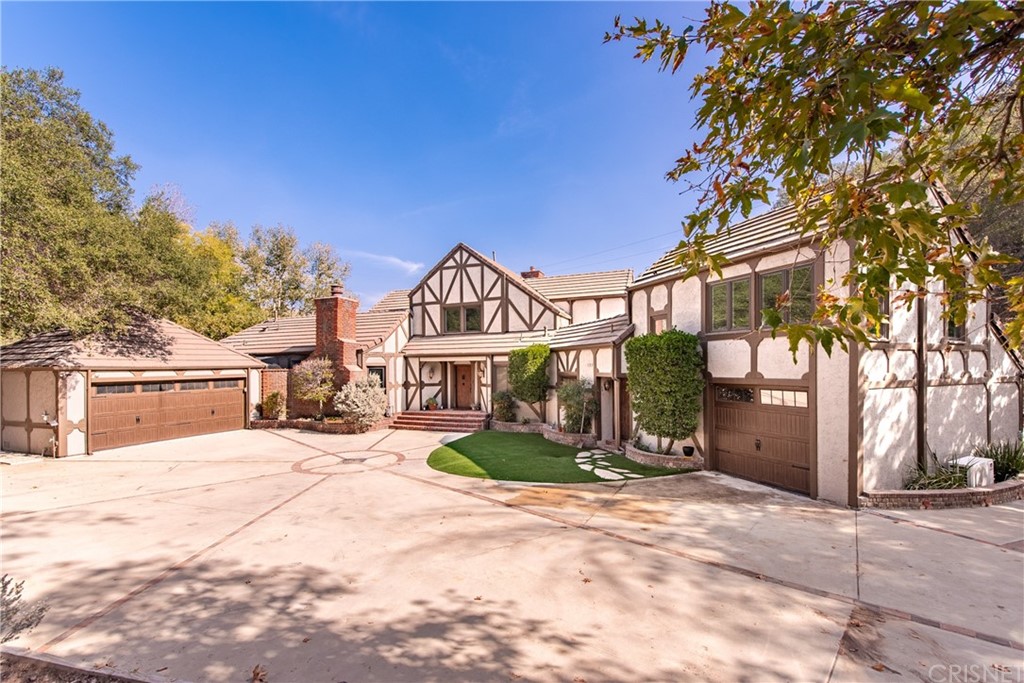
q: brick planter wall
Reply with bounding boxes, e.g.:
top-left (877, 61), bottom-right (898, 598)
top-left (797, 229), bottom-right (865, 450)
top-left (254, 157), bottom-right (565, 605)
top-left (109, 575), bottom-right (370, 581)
top-left (251, 417), bottom-right (394, 435)
top-left (860, 478), bottom-right (1024, 510)
top-left (623, 442), bottom-right (703, 470)
top-left (541, 425), bottom-right (597, 449)
top-left (490, 420), bottom-right (543, 434)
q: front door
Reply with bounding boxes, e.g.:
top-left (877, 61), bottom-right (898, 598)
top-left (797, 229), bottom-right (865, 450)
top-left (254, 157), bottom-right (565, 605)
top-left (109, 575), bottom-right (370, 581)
top-left (455, 365), bottom-right (473, 409)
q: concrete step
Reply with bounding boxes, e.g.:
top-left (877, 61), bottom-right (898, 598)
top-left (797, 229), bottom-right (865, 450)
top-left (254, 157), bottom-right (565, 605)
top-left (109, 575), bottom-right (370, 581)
top-left (390, 410), bottom-right (487, 433)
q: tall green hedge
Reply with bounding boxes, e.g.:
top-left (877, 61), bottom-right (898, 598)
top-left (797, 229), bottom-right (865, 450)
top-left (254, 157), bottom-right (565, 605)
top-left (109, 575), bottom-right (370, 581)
top-left (507, 343), bottom-right (550, 405)
top-left (624, 330), bottom-right (705, 453)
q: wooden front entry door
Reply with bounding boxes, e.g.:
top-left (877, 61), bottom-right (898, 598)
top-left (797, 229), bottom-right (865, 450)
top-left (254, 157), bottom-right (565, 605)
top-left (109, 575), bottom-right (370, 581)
top-left (455, 365), bottom-right (473, 409)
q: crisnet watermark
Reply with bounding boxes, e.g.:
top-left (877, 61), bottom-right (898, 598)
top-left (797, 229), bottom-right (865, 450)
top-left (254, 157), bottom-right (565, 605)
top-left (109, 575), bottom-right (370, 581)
top-left (926, 664), bottom-right (1021, 683)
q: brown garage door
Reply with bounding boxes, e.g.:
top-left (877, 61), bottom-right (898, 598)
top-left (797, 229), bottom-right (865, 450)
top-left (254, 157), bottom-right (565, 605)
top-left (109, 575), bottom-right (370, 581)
top-left (713, 384), bottom-right (812, 495)
top-left (89, 379), bottom-right (245, 451)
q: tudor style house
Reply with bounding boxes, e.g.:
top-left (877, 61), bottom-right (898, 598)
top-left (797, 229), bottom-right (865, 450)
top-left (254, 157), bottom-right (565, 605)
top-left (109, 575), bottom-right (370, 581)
top-left (220, 244), bottom-right (635, 440)
top-left (628, 187), bottom-right (1022, 507)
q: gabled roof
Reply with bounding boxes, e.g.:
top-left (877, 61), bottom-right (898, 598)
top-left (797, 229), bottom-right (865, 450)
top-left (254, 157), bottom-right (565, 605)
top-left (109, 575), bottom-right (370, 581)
top-left (526, 269), bottom-right (633, 301)
top-left (219, 310), bottom-right (408, 356)
top-left (369, 289), bottom-right (411, 312)
top-left (0, 318), bottom-right (264, 371)
top-left (411, 243), bottom-right (571, 319)
top-left (632, 203), bottom-right (810, 288)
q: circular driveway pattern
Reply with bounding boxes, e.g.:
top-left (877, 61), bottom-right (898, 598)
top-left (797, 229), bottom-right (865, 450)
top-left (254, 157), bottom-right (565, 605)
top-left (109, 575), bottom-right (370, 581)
top-left (291, 449), bottom-right (405, 475)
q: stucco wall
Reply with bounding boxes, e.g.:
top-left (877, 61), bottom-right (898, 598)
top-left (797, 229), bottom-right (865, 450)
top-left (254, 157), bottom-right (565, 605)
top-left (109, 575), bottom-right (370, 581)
top-left (862, 387), bottom-right (917, 491)
top-left (817, 347), bottom-right (850, 505)
top-left (63, 371), bottom-right (88, 456)
top-left (0, 369), bottom-right (58, 455)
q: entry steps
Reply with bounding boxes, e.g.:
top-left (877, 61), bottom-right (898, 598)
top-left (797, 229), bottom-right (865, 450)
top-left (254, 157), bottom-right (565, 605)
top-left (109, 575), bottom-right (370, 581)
top-left (390, 410), bottom-right (488, 433)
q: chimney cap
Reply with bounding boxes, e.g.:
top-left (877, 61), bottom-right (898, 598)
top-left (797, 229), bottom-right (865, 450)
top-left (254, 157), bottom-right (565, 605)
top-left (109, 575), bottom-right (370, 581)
top-left (521, 266), bottom-right (543, 279)
top-left (330, 284), bottom-right (345, 296)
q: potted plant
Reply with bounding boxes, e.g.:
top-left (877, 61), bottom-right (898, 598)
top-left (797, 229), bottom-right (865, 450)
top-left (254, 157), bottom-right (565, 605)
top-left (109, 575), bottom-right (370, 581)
top-left (425, 397), bottom-right (438, 411)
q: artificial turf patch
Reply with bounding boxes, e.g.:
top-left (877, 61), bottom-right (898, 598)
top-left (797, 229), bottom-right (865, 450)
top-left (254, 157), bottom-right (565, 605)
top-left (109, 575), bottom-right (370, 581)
top-left (426, 431), bottom-right (686, 483)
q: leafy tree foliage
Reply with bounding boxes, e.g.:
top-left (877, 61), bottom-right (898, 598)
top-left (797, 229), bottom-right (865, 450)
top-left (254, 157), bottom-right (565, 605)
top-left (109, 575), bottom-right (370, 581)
top-left (624, 330), bottom-right (705, 454)
top-left (507, 344), bottom-right (551, 407)
top-left (556, 379), bottom-right (598, 434)
top-left (1, 574), bottom-right (49, 644)
top-left (607, 1), bottom-right (1024, 350)
top-left (291, 357), bottom-right (336, 419)
top-left (0, 67), bottom-right (349, 343)
top-left (332, 374), bottom-right (388, 430)
top-left (239, 226), bottom-right (350, 320)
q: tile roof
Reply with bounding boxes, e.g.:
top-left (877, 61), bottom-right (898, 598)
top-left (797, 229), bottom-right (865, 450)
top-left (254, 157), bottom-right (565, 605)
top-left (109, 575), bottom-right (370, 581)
top-left (549, 314), bottom-right (634, 349)
top-left (525, 269), bottom-right (633, 301)
top-left (0, 318), bottom-right (264, 370)
top-left (369, 289), bottom-right (411, 312)
top-left (632, 203), bottom-right (813, 287)
top-left (219, 310), bottom-right (408, 356)
top-left (401, 314), bottom-right (633, 357)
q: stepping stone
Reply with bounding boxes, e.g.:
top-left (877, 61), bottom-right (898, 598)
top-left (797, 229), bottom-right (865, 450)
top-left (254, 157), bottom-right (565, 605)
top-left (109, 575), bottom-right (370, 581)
top-left (579, 463), bottom-right (594, 471)
top-left (594, 470), bottom-right (624, 480)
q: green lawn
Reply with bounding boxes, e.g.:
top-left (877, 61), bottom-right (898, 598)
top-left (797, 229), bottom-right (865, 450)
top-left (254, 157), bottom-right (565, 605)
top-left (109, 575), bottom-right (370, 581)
top-left (426, 431), bottom-right (686, 483)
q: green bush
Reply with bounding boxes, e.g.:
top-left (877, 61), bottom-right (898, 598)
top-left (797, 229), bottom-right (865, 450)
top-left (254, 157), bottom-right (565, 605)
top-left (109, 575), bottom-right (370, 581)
top-left (557, 379), bottom-right (598, 433)
top-left (492, 390), bottom-right (517, 422)
top-left (261, 391), bottom-right (285, 420)
top-left (905, 460), bottom-right (968, 490)
top-left (974, 440), bottom-right (1024, 482)
top-left (507, 344), bottom-right (550, 405)
top-left (624, 330), bottom-right (705, 453)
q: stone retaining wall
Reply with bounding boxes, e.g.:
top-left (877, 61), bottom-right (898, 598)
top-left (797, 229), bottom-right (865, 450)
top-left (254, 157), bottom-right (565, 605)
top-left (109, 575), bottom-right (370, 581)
top-left (860, 478), bottom-right (1024, 509)
top-left (251, 417), bottom-right (394, 435)
top-left (623, 443), bottom-right (703, 470)
top-left (541, 425), bottom-right (597, 449)
top-left (490, 420), bottom-right (543, 434)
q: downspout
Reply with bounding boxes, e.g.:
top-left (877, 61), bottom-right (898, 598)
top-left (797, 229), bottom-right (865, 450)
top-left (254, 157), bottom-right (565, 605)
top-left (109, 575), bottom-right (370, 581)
top-left (916, 287), bottom-right (928, 470)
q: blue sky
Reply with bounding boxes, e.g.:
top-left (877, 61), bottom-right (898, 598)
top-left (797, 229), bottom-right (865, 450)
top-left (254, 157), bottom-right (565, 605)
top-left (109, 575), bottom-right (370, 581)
top-left (2, 1), bottom-right (713, 307)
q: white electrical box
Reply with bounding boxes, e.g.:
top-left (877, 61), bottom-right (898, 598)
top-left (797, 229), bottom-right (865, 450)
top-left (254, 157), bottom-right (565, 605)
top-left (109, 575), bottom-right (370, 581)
top-left (952, 456), bottom-right (995, 488)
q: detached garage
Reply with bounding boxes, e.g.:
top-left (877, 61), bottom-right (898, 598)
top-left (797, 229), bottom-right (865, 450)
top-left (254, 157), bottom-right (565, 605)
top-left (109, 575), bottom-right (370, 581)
top-left (0, 318), bottom-right (264, 456)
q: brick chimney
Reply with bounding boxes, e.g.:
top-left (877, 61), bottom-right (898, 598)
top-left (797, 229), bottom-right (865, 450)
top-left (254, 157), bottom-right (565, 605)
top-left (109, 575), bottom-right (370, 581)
top-left (521, 266), bottom-right (543, 279)
top-left (314, 284), bottom-right (362, 386)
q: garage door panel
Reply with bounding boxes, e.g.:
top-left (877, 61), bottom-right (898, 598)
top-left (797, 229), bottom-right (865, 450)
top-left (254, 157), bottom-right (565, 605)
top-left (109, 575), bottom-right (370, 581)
top-left (90, 384), bottom-right (244, 451)
top-left (714, 383), bottom-right (812, 495)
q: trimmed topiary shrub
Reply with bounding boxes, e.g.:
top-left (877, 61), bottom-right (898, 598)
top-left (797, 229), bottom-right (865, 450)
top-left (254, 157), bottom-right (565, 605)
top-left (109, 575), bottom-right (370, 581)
top-left (624, 330), bottom-right (705, 454)
top-left (508, 343), bottom-right (550, 409)
top-left (292, 357), bottom-right (335, 419)
top-left (492, 390), bottom-right (518, 423)
top-left (556, 378), bottom-right (598, 434)
top-left (332, 374), bottom-right (388, 431)
top-left (261, 391), bottom-right (285, 420)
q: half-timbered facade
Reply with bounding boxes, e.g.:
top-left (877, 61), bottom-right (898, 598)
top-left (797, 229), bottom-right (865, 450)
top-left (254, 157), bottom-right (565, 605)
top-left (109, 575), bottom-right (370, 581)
top-left (402, 244), bottom-right (634, 438)
top-left (629, 188), bottom-right (1022, 507)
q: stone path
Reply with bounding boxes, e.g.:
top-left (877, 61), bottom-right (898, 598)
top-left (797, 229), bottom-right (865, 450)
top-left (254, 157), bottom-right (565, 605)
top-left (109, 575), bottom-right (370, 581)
top-left (574, 450), bottom-right (645, 480)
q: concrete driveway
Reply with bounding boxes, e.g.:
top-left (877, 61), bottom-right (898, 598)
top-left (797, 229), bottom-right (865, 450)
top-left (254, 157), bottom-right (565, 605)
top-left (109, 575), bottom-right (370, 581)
top-left (1, 428), bottom-right (1021, 682)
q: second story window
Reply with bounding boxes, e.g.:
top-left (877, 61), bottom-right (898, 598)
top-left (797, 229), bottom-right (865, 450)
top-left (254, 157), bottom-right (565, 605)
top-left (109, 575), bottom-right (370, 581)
top-left (709, 277), bottom-right (751, 332)
top-left (760, 265), bottom-right (813, 325)
top-left (444, 305), bottom-right (482, 333)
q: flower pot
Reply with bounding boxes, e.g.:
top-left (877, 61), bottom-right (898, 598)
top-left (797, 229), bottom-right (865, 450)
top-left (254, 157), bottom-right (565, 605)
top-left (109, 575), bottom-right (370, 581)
top-left (683, 445), bottom-right (695, 457)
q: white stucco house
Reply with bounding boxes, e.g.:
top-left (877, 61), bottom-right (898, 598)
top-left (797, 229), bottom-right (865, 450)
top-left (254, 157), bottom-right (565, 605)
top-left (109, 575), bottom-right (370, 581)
top-left (628, 189), bottom-right (1022, 506)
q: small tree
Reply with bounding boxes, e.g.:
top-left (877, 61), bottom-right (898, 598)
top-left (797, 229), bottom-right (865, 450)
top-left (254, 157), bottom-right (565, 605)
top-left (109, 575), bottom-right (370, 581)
top-left (491, 390), bottom-right (518, 423)
top-left (291, 357), bottom-right (335, 419)
top-left (507, 344), bottom-right (550, 417)
top-left (625, 330), bottom-right (705, 454)
top-left (333, 375), bottom-right (388, 431)
top-left (556, 379), bottom-right (598, 434)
